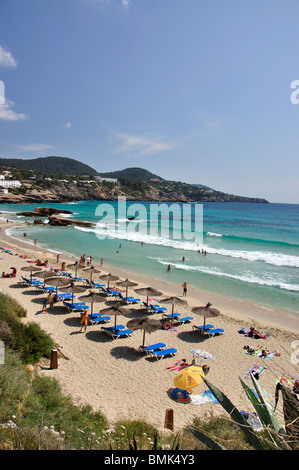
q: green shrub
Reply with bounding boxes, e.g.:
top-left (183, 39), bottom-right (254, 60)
top-left (0, 293), bottom-right (54, 364)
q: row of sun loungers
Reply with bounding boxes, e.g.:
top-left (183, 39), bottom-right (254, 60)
top-left (20, 276), bottom-right (224, 338)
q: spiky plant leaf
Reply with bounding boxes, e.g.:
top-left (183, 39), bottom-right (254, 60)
top-left (189, 427), bottom-right (227, 450)
top-left (202, 377), bottom-right (264, 450)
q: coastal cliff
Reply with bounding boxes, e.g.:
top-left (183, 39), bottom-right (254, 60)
top-left (0, 179), bottom-right (268, 204)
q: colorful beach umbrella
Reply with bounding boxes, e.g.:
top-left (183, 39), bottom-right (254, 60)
top-left (173, 365), bottom-right (206, 392)
top-left (190, 349), bottom-right (215, 361)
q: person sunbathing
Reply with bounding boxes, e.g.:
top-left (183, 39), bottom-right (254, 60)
top-left (243, 345), bottom-right (262, 354)
top-left (260, 348), bottom-right (280, 358)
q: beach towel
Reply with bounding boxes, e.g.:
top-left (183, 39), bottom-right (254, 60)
top-left (190, 390), bottom-right (219, 406)
top-left (245, 365), bottom-right (266, 379)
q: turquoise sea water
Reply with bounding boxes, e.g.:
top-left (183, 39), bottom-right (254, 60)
top-left (1, 200), bottom-right (299, 316)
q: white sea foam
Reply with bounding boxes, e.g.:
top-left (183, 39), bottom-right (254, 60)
top-left (73, 224), bottom-right (299, 268)
top-left (155, 259), bottom-right (299, 292)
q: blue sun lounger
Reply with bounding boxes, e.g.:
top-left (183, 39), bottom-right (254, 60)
top-left (53, 293), bottom-right (73, 302)
top-left (148, 348), bottom-right (178, 360)
top-left (192, 324), bottom-right (214, 332)
top-left (177, 316), bottom-right (194, 324)
top-left (163, 312), bottom-right (181, 319)
top-left (63, 301), bottom-right (89, 312)
top-left (204, 328), bottom-right (224, 337)
top-left (139, 342), bottom-right (167, 354)
top-left (101, 325), bottom-right (133, 339)
top-left (88, 313), bottom-right (111, 324)
top-left (117, 293), bottom-right (140, 304)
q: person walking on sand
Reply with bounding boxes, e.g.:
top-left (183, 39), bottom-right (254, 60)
top-left (47, 292), bottom-right (55, 309)
top-left (41, 296), bottom-right (48, 313)
top-left (182, 281), bottom-right (187, 297)
top-left (34, 239), bottom-right (37, 246)
top-left (80, 310), bottom-right (89, 333)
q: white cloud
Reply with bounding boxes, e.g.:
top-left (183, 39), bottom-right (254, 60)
top-left (0, 99), bottom-right (28, 121)
top-left (121, 0), bottom-right (130, 7)
top-left (0, 44), bottom-right (17, 68)
top-left (64, 122), bottom-right (72, 128)
top-left (18, 143), bottom-right (54, 152)
top-left (113, 132), bottom-right (173, 157)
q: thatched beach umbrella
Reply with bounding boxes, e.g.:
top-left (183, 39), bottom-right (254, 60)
top-left (134, 287), bottom-right (163, 306)
top-left (159, 296), bottom-right (187, 318)
top-left (82, 266), bottom-right (101, 282)
top-left (100, 273), bottom-right (119, 289)
top-left (191, 302), bottom-right (220, 330)
top-left (78, 291), bottom-right (107, 314)
top-left (66, 261), bottom-right (86, 278)
top-left (21, 265), bottom-right (42, 281)
top-left (35, 270), bottom-right (58, 286)
top-left (126, 317), bottom-right (161, 347)
top-left (100, 301), bottom-right (130, 329)
top-left (59, 282), bottom-right (87, 303)
top-left (45, 276), bottom-right (71, 295)
top-left (116, 278), bottom-right (138, 300)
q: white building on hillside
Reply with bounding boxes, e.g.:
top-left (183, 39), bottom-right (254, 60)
top-left (0, 179), bottom-right (21, 188)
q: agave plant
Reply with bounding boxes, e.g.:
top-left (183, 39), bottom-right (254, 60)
top-left (274, 382), bottom-right (299, 449)
top-left (189, 374), bottom-right (293, 450)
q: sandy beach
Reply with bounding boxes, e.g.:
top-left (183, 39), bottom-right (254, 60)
top-left (0, 219), bottom-right (298, 432)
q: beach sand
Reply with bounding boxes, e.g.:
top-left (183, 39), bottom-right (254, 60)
top-left (0, 219), bottom-right (298, 433)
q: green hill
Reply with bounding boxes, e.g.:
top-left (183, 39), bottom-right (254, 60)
top-left (99, 167), bottom-right (164, 183)
top-left (0, 156), bottom-right (98, 176)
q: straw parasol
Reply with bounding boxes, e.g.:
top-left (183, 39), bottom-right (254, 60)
top-left (59, 282), bottom-right (87, 303)
top-left (126, 317), bottom-right (161, 347)
top-left (21, 265), bottom-right (42, 280)
top-left (100, 273), bottom-right (119, 289)
top-left (44, 276), bottom-right (71, 294)
top-left (66, 261), bottom-right (86, 277)
top-left (82, 266), bottom-right (101, 282)
top-left (191, 302), bottom-right (220, 329)
top-left (134, 287), bottom-right (163, 306)
top-left (159, 296), bottom-right (187, 318)
top-left (78, 291), bottom-right (107, 314)
top-left (116, 278), bottom-right (138, 300)
top-left (100, 301), bottom-right (131, 328)
top-left (35, 270), bottom-right (58, 286)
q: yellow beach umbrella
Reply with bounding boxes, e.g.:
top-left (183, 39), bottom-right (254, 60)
top-left (173, 365), bottom-right (205, 392)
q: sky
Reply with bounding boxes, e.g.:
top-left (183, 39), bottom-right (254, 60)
top-left (0, 0), bottom-right (299, 203)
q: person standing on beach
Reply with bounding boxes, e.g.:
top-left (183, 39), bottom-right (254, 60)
top-left (80, 310), bottom-right (89, 333)
top-left (182, 281), bottom-right (187, 297)
top-left (34, 239), bottom-right (37, 246)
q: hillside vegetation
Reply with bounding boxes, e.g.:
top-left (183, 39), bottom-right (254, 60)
top-left (0, 157), bottom-right (269, 203)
